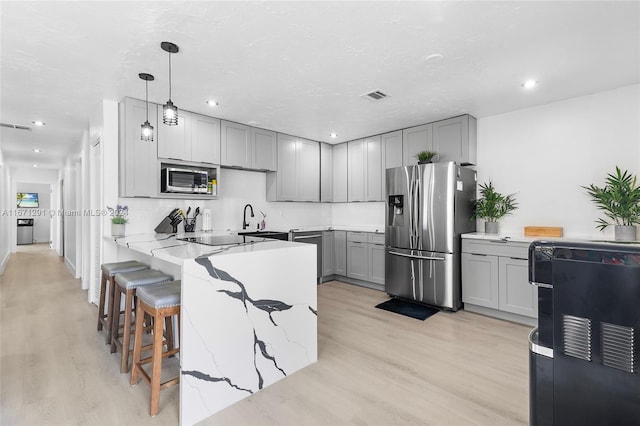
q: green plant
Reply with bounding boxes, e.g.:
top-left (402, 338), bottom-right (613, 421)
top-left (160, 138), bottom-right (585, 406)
top-left (582, 166), bottom-right (640, 230)
top-left (474, 181), bottom-right (518, 222)
top-left (415, 150), bottom-right (437, 162)
top-left (107, 205), bottom-right (128, 224)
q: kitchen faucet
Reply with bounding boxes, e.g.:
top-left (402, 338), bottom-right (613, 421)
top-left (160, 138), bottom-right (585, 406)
top-left (242, 204), bottom-right (254, 230)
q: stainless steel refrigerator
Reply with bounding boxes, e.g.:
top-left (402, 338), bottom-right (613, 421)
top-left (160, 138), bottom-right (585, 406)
top-left (385, 162), bottom-right (476, 310)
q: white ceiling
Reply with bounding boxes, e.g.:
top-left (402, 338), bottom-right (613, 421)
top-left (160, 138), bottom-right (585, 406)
top-left (1, 1), bottom-right (639, 170)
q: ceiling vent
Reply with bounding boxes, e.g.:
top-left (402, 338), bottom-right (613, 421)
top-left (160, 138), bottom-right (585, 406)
top-left (361, 90), bottom-right (389, 101)
top-left (0, 122), bottom-right (32, 131)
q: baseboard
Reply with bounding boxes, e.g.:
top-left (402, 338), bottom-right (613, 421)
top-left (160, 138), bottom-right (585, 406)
top-left (463, 303), bottom-right (537, 326)
top-left (324, 275), bottom-right (385, 292)
top-left (64, 256), bottom-right (77, 278)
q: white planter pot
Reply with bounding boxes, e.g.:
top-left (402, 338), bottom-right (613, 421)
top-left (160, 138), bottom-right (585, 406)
top-left (614, 225), bottom-right (637, 242)
top-left (485, 221), bottom-right (499, 234)
top-left (111, 223), bottom-right (126, 238)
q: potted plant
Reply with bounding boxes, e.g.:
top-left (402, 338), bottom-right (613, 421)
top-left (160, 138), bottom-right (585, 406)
top-left (583, 166), bottom-right (640, 241)
top-left (107, 204), bottom-right (128, 237)
top-left (474, 181), bottom-right (518, 234)
top-left (415, 150), bottom-right (437, 164)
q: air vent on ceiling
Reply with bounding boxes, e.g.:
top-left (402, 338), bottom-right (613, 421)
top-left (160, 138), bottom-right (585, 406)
top-left (0, 122), bottom-right (32, 131)
top-left (361, 90), bottom-right (389, 101)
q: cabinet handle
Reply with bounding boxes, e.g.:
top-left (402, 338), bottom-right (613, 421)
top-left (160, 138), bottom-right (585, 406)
top-left (510, 257), bottom-right (527, 260)
top-left (487, 239), bottom-right (508, 244)
top-left (469, 253), bottom-right (487, 257)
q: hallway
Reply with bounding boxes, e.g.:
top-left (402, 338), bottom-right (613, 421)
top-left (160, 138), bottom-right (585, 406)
top-left (0, 248), bottom-right (179, 425)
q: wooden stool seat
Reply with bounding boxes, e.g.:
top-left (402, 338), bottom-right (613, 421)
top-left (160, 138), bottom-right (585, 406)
top-left (110, 269), bottom-right (172, 373)
top-left (131, 280), bottom-right (181, 417)
top-left (97, 261), bottom-right (148, 344)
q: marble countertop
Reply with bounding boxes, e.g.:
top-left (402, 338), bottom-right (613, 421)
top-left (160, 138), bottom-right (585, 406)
top-left (106, 231), bottom-right (303, 265)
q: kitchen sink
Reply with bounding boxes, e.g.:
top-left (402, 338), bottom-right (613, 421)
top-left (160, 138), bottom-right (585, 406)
top-left (237, 230), bottom-right (290, 241)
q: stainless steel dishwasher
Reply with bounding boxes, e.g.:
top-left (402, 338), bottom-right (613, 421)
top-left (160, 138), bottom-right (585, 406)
top-left (291, 230), bottom-right (322, 283)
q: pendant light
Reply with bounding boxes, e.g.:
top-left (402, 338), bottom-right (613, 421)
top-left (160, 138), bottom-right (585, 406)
top-left (161, 41), bottom-right (179, 125)
top-left (139, 73), bottom-right (155, 141)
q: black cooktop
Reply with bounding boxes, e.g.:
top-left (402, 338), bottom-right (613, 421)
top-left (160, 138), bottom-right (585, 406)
top-left (177, 235), bottom-right (267, 246)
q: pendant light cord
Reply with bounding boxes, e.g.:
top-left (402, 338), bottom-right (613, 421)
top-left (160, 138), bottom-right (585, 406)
top-left (145, 80), bottom-right (149, 121)
top-left (168, 52), bottom-right (172, 101)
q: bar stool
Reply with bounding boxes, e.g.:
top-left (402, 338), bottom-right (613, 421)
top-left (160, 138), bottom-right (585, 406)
top-left (110, 269), bottom-right (172, 373)
top-left (131, 280), bottom-right (181, 416)
top-left (97, 261), bottom-right (149, 344)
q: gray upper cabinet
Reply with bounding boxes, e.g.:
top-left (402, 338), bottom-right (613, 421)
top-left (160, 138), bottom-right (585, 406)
top-left (157, 111), bottom-right (221, 165)
top-left (382, 130), bottom-right (403, 170)
top-left (365, 135), bottom-right (382, 201)
top-left (251, 127), bottom-right (277, 171)
top-left (157, 110), bottom-right (190, 161)
top-left (220, 120), bottom-right (251, 168)
top-left (266, 134), bottom-right (319, 202)
top-left (332, 143), bottom-right (348, 202)
top-left (191, 113), bottom-right (221, 165)
top-left (119, 97), bottom-right (158, 197)
top-left (402, 123), bottom-right (432, 166)
top-left (348, 136), bottom-right (383, 202)
top-left (432, 115), bottom-right (477, 165)
top-left (320, 143), bottom-right (332, 202)
top-left (347, 139), bottom-right (365, 201)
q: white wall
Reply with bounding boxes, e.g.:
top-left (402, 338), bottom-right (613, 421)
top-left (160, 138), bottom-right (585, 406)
top-left (476, 84), bottom-right (640, 239)
top-left (15, 182), bottom-right (52, 244)
top-left (62, 155), bottom-right (83, 278)
top-left (331, 202), bottom-right (385, 229)
top-left (0, 149), bottom-right (11, 273)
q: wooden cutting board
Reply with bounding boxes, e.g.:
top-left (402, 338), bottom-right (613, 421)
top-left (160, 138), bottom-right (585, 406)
top-left (524, 226), bottom-right (563, 237)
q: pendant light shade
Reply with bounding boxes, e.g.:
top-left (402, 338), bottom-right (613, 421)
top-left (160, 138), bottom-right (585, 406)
top-left (139, 73), bottom-right (155, 141)
top-left (161, 41), bottom-right (179, 126)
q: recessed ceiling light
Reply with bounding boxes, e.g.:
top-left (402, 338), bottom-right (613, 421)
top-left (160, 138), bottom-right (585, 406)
top-left (33, 148), bottom-right (41, 153)
top-left (522, 79), bottom-right (539, 89)
top-left (329, 133), bottom-right (338, 138)
top-left (32, 164), bottom-right (38, 168)
top-left (206, 100), bottom-right (219, 107)
top-left (424, 53), bottom-right (443, 64)
top-left (32, 120), bottom-right (45, 126)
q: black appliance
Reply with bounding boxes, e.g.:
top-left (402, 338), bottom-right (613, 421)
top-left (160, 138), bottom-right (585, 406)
top-left (154, 209), bottom-right (182, 234)
top-left (161, 167), bottom-right (208, 194)
top-left (177, 235), bottom-right (268, 246)
top-left (529, 241), bottom-right (640, 426)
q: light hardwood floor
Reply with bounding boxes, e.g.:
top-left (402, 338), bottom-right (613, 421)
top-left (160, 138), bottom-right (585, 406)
top-left (1, 248), bottom-right (531, 425)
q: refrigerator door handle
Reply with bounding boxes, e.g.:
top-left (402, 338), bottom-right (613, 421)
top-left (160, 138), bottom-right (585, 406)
top-left (388, 251), bottom-right (445, 261)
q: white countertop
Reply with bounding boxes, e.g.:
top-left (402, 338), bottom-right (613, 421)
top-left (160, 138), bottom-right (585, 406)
top-left (105, 231), bottom-right (303, 265)
top-left (462, 232), bottom-right (640, 246)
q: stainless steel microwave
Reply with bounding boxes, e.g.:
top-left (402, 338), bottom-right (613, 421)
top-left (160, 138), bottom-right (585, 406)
top-left (161, 167), bottom-right (208, 194)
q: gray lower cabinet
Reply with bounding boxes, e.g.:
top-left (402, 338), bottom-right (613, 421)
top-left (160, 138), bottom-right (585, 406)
top-left (119, 97), bottom-right (158, 197)
top-left (367, 243), bottom-right (385, 285)
top-left (346, 240), bottom-right (368, 281)
top-left (461, 238), bottom-right (537, 323)
top-left (334, 230), bottom-right (347, 275)
top-left (322, 231), bottom-right (334, 275)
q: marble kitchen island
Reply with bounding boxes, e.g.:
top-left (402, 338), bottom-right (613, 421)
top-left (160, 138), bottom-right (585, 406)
top-left (109, 233), bottom-right (318, 425)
